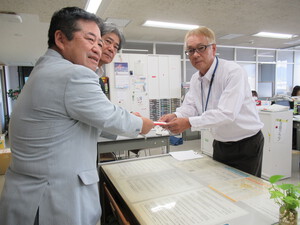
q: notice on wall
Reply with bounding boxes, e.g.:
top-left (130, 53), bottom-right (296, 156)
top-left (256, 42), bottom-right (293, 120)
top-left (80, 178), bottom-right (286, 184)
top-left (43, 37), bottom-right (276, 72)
top-left (134, 61), bottom-right (143, 77)
top-left (115, 75), bottom-right (129, 89)
top-left (114, 62), bottom-right (129, 88)
top-left (273, 118), bottom-right (288, 142)
top-left (114, 62), bottom-right (129, 75)
top-left (116, 89), bottom-right (128, 104)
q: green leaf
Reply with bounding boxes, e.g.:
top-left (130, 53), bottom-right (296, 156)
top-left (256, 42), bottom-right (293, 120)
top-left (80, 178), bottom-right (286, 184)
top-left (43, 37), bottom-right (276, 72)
top-left (278, 183), bottom-right (294, 190)
top-left (269, 175), bottom-right (284, 184)
top-left (269, 190), bottom-right (284, 199)
top-left (268, 176), bottom-right (300, 210)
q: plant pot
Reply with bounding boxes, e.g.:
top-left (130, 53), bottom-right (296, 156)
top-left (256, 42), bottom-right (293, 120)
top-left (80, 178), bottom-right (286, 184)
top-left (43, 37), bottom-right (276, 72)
top-left (279, 205), bottom-right (298, 225)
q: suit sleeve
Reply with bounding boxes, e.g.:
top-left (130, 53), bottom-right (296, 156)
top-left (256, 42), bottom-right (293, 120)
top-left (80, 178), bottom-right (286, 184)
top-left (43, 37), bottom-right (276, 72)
top-left (64, 67), bottom-right (142, 138)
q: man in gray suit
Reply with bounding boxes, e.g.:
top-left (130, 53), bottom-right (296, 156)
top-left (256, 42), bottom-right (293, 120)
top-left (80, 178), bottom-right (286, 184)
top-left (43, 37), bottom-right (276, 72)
top-left (0, 7), bottom-right (154, 225)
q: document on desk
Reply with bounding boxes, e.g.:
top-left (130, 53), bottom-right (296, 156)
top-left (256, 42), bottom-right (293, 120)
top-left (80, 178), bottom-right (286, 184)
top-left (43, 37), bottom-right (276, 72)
top-left (169, 150), bottom-right (203, 161)
top-left (102, 157), bottom-right (174, 178)
top-left (242, 195), bottom-right (279, 222)
top-left (174, 158), bottom-right (248, 185)
top-left (132, 187), bottom-right (248, 225)
top-left (114, 170), bottom-right (203, 202)
top-left (209, 177), bottom-right (270, 202)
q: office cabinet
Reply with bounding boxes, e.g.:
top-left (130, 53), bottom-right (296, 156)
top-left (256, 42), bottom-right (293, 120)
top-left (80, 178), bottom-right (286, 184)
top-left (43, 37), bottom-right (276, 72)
top-left (148, 55), bottom-right (181, 99)
top-left (259, 110), bottom-right (293, 180)
top-left (105, 53), bottom-right (181, 119)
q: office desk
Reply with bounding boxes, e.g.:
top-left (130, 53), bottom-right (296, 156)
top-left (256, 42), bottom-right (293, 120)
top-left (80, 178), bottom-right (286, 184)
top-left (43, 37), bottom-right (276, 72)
top-left (293, 116), bottom-right (300, 150)
top-left (100, 155), bottom-right (297, 225)
top-left (97, 130), bottom-right (170, 161)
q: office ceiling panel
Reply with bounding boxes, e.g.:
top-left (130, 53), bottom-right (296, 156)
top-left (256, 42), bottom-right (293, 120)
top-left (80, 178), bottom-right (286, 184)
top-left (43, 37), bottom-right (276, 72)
top-left (0, 0), bottom-right (300, 65)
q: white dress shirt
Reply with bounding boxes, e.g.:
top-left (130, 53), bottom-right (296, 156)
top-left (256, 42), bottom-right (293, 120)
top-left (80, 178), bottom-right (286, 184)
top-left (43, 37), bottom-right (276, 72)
top-left (96, 66), bottom-right (104, 77)
top-left (175, 57), bottom-right (263, 142)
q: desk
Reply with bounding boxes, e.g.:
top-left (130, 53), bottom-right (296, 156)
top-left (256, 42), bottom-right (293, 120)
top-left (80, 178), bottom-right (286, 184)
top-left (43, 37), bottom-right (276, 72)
top-left (293, 117), bottom-right (300, 150)
top-left (97, 130), bottom-right (170, 161)
top-left (100, 155), bottom-right (298, 225)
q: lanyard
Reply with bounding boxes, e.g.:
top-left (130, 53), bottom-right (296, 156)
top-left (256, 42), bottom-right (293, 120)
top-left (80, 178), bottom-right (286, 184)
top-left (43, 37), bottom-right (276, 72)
top-left (201, 57), bottom-right (219, 113)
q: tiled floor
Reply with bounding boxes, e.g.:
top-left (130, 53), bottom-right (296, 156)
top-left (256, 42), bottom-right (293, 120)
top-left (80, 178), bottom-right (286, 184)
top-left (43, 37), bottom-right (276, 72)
top-left (0, 138), bottom-right (299, 225)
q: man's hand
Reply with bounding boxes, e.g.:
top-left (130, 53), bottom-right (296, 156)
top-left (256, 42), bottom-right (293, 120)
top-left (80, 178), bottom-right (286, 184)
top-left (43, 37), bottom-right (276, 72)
top-left (159, 113), bottom-right (177, 122)
top-left (131, 111), bottom-right (141, 117)
top-left (163, 118), bottom-right (191, 134)
top-left (140, 117), bottom-right (154, 134)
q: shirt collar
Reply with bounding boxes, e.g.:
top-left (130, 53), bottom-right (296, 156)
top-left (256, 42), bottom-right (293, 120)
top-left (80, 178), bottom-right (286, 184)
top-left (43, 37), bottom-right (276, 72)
top-left (95, 66), bottom-right (104, 77)
top-left (198, 57), bottom-right (217, 82)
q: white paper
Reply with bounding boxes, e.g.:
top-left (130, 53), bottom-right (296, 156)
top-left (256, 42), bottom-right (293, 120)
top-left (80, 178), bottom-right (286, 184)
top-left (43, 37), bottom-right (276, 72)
top-left (259, 104), bottom-right (289, 112)
top-left (173, 158), bottom-right (248, 185)
top-left (115, 75), bottom-right (129, 88)
top-left (102, 157), bottom-right (174, 178)
top-left (153, 121), bottom-right (167, 125)
top-left (273, 118), bottom-right (288, 142)
top-left (115, 170), bottom-right (203, 202)
top-left (169, 150), bottom-right (203, 161)
top-left (242, 195), bottom-right (279, 222)
top-left (209, 177), bottom-right (270, 202)
top-left (134, 61), bottom-right (143, 76)
top-left (132, 188), bottom-right (248, 225)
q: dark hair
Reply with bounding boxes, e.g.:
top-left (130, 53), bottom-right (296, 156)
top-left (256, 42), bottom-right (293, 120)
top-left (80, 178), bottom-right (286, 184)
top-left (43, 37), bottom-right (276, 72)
top-left (291, 85), bottom-right (300, 96)
top-left (102, 23), bottom-right (125, 50)
top-left (48, 7), bottom-right (103, 48)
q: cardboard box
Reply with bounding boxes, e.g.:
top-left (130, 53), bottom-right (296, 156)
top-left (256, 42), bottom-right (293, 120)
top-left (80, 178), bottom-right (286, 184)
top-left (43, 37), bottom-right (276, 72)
top-left (0, 148), bottom-right (11, 175)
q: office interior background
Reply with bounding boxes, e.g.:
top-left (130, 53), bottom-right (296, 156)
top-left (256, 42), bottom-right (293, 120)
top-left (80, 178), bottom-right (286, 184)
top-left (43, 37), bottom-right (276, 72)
top-left (0, 0), bottom-right (300, 131)
top-left (1, 1), bottom-right (300, 224)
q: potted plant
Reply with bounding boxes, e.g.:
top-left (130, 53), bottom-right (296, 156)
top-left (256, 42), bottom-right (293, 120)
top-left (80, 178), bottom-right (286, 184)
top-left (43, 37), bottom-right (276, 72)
top-left (269, 175), bottom-right (300, 225)
top-left (7, 88), bottom-right (21, 100)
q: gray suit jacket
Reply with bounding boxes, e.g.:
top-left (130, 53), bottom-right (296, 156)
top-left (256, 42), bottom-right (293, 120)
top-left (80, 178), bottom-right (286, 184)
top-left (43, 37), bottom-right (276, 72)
top-left (0, 49), bottom-right (142, 225)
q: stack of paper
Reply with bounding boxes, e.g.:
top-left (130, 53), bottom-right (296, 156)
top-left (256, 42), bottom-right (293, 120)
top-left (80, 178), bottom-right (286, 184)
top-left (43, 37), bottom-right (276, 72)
top-left (258, 104), bottom-right (290, 112)
top-left (169, 150), bottom-right (203, 161)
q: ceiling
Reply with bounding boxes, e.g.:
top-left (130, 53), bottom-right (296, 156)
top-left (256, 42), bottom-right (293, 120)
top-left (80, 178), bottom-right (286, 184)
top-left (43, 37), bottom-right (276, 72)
top-left (1, 0), bottom-right (300, 66)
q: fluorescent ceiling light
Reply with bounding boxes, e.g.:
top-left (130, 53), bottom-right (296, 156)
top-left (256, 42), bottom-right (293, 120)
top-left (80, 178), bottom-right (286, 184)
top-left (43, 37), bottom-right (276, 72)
top-left (85, 0), bottom-right (102, 14)
top-left (143, 20), bottom-right (199, 30)
top-left (253, 32), bottom-right (297, 39)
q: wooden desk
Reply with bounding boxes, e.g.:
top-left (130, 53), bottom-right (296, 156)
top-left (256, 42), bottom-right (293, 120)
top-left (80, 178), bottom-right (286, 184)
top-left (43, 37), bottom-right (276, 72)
top-left (97, 130), bottom-right (170, 161)
top-left (100, 155), bottom-right (299, 225)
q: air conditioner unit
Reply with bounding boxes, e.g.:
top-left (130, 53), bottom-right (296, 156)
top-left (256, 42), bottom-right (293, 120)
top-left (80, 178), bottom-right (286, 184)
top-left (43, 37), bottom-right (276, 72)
top-left (0, 11), bottom-right (22, 23)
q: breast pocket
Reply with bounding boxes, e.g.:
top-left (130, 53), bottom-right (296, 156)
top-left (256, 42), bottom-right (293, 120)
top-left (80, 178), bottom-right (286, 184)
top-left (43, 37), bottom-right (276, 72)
top-left (78, 169), bottom-right (99, 185)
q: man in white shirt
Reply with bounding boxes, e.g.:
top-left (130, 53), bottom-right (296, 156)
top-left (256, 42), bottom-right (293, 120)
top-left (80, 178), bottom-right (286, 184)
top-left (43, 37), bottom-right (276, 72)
top-left (160, 26), bottom-right (264, 177)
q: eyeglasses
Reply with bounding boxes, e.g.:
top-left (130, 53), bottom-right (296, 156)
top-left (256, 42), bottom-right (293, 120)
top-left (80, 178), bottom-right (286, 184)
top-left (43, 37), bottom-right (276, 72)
top-left (185, 44), bottom-right (213, 56)
top-left (104, 38), bottom-right (119, 52)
